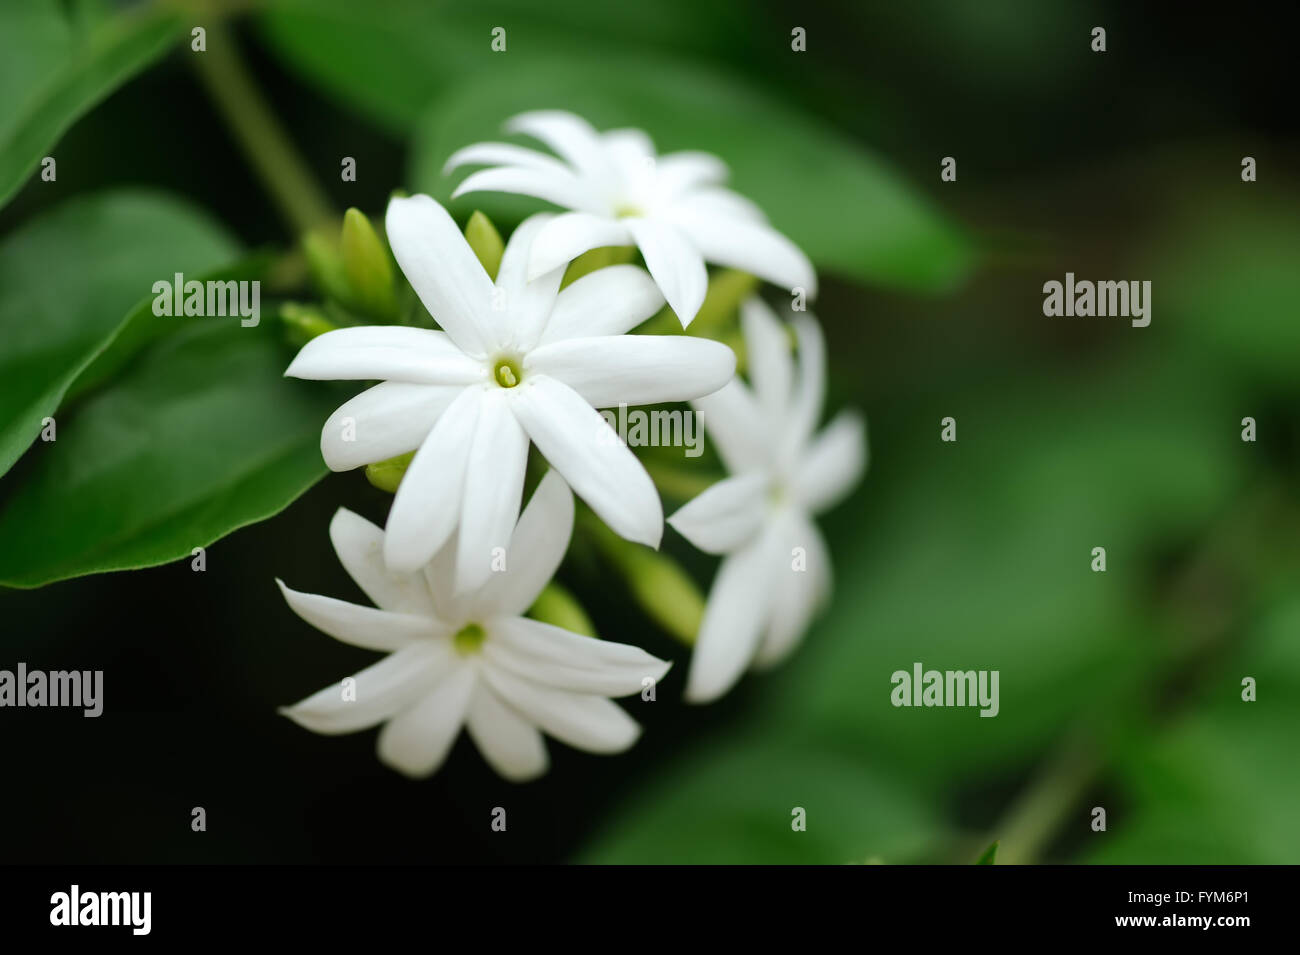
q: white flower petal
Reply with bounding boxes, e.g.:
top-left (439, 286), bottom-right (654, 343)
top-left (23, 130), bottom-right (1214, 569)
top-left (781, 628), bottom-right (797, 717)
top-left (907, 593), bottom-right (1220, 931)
top-left (692, 379), bottom-right (768, 474)
top-left (674, 187), bottom-right (766, 223)
top-left (327, 509), bottom-right (435, 616)
top-left (377, 664), bottom-right (476, 778)
top-left (528, 212), bottom-right (632, 279)
top-left (483, 667), bottom-right (642, 754)
top-left (443, 141), bottom-right (572, 176)
top-left (625, 217), bottom-right (708, 326)
top-left (755, 513), bottom-right (831, 668)
top-left (455, 390), bottom-right (529, 594)
top-left (285, 326), bottom-right (484, 385)
top-left (783, 312), bottom-right (827, 461)
top-left (451, 166), bottom-right (598, 215)
top-left (667, 471), bottom-right (769, 555)
top-left (655, 152), bottom-right (729, 199)
top-left (525, 334), bottom-right (734, 408)
top-left (506, 110), bottom-right (610, 182)
top-left (510, 375), bottom-right (662, 548)
top-left (279, 642), bottom-right (450, 735)
top-left (485, 616), bottom-right (670, 696)
top-left (491, 212), bottom-right (563, 352)
top-left (470, 470), bottom-right (574, 618)
top-left (684, 532), bottom-right (778, 703)
top-left (277, 579), bottom-right (438, 651)
top-left (320, 381), bottom-right (458, 472)
top-left (795, 409), bottom-right (867, 514)
top-left (424, 529), bottom-right (471, 626)
top-left (465, 684), bottom-right (549, 782)
top-left (740, 297), bottom-right (794, 418)
top-left (669, 206), bottom-right (817, 297)
top-left (537, 265), bottom-right (665, 345)
top-left (386, 194), bottom-right (495, 355)
top-left (383, 386), bottom-right (482, 572)
top-left (602, 127), bottom-right (656, 165)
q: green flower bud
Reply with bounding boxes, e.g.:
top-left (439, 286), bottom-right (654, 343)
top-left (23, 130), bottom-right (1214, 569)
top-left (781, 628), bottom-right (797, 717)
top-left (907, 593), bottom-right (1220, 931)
top-left (341, 208), bottom-right (398, 320)
top-left (527, 582), bottom-right (598, 638)
top-left (302, 229), bottom-right (352, 306)
top-left (464, 210), bottom-right (504, 280)
top-left (588, 517), bottom-right (703, 645)
top-left (638, 269), bottom-right (757, 337)
top-left (364, 450), bottom-right (414, 493)
top-left (561, 244), bottom-right (636, 288)
top-left (621, 547), bottom-right (704, 645)
top-left (280, 302), bottom-right (338, 345)
top-left (693, 269), bottom-right (758, 334)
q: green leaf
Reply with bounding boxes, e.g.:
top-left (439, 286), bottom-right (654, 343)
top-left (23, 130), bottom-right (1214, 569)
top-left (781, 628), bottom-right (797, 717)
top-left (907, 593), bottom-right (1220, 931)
top-left (257, 0), bottom-right (750, 134)
top-left (581, 353), bottom-right (1243, 860)
top-left (976, 840), bottom-right (998, 865)
top-left (0, 1), bottom-right (183, 209)
top-left (0, 322), bottom-right (340, 589)
top-left (409, 54), bottom-right (972, 291)
top-left (0, 190), bottom-right (239, 477)
top-left (1085, 596), bottom-right (1300, 864)
top-left (579, 736), bottom-right (948, 864)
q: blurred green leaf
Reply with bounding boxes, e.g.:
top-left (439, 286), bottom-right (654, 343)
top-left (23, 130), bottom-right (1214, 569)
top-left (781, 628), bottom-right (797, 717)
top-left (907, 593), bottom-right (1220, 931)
top-left (0, 323), bottom-right (339, 589)
top-left (975, 840), bottom-right (998, 864)
top-left (0, 1), bottom-right (183, 209)
top-left (579, 735), bottom-right (948, 863)
top-left (1152, 197), bottom-right (1300, 387)
top-left (1086, 596), bottom-right (1300, 864)
top-left (411, 55), bottom-right (972, 291)
top-left (0, 190), bottom-right (238, 477)
top-left (582, 353), bottom-right (1245, 859)
top-left (780, 356), bottom-right (1243, 785)
top-left (257, 0), bottom-right (750, 134)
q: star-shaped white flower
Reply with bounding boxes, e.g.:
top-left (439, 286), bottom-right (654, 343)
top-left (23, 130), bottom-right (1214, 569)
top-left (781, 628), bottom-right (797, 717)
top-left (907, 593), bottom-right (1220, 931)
top-left (668, 298), bottom-right (866, 703)
top-left (278, 471), bottom-right (670, 781)
top-left (287, 194), bottom-right (736, 590)
top-left (444, 110), bottom-right (817, 326)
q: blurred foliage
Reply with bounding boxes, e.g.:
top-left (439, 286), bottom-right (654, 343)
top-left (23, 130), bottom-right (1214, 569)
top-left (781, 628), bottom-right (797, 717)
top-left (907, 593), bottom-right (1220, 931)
top-left (0, 0), bottom-right (182, 208)
top-left (0, 0), bottom-right (1295, 865)
top-left (258, 0), bottom-right (973, 292)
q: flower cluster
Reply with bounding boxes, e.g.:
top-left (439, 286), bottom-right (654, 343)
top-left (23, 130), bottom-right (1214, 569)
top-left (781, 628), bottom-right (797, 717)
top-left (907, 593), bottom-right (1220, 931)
top-left (278, 111), bottom-right (865, 779)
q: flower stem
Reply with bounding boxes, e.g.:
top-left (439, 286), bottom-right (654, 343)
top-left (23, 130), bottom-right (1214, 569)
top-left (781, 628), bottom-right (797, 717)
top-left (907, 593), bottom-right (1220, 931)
top-left (190, 21), bottom-right (335, 235)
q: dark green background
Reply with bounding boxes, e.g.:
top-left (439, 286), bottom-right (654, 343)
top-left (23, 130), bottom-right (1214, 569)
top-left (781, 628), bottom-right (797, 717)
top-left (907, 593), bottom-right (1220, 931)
top-left (0, 0), bottom-right (1296, 863)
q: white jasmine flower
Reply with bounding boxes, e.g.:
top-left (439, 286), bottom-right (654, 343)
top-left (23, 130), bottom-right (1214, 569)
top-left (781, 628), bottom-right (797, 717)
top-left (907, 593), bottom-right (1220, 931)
top-left (668, 298), bottom-right (866, 703)
top-left (444, 110), bottom-right (817, 326)
top-left (278, 471), bottom-right (670, 781)
top-left (286, 194), bottom-right (735, 590)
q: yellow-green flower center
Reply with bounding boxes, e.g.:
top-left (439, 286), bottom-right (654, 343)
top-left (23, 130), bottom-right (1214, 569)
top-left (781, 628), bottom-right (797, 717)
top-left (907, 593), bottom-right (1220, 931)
top-left (493, 357), bottom-right (522, 388)
top-left (453, 622), bottom-right (486, 656)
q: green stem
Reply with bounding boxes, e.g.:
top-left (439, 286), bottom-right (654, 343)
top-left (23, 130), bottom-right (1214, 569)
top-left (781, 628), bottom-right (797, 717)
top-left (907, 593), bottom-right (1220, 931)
top-left (983, 479), bottom-right (1291, 864)
top-left (190, 21), bottom-right (335, 235)
top-left (988, 736), bottom-right (1099, 865)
